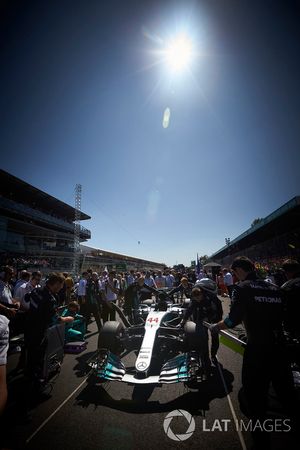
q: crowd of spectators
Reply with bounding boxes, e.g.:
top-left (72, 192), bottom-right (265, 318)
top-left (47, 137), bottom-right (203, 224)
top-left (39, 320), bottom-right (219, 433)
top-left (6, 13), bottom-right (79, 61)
top-left (0, 255), bottom-right (299, 436)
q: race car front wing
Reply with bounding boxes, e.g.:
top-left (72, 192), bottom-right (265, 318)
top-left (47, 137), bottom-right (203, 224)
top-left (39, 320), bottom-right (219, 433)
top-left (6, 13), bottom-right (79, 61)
top-left (90, 351), bottom-right (191, 384)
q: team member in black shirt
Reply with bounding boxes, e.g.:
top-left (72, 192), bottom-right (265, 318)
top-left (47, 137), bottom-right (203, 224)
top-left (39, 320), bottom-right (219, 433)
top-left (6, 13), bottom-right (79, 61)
top-left (168, 277), bottom-right (194, 302)
top-left (180, 278), bottom-right (223, 376)
top-left (124, 274), bottom-right (157, 323)
top-left (281, 259), bottom-right (300, 368)
top-left (211, 256), bottom-right (296, 449)
top-left (25, 273), bottom-right (74, 385)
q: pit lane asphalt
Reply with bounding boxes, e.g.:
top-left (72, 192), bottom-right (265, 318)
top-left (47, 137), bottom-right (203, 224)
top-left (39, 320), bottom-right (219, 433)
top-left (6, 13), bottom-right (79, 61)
top-left (4, 298), bottom-right (297, 450)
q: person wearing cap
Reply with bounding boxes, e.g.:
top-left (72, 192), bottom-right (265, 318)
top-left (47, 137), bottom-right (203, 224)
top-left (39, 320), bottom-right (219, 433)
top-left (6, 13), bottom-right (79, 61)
top-left (180, 279), bottom-right (223, 375)
top-left (210, 256), bottom-right (297, 450)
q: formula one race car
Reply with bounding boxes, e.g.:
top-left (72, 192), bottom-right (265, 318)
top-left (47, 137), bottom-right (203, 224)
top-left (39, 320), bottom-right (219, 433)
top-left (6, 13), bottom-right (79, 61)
top-left (89, 293), bottom-right (210, 385)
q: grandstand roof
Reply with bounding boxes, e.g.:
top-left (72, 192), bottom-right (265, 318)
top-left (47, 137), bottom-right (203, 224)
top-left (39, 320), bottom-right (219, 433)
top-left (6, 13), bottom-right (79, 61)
top-left (80, 244), bottom-right (165, 266)
top-left (0, 169), bottom-right (90, 221)
top-left (211, 196), bottom-right (300, 258)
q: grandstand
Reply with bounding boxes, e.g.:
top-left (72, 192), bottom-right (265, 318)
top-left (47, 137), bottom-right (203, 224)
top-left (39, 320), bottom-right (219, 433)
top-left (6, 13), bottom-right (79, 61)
top-left (0, 169), bottom-right (91, 272)
top-left (0, 170), bottom-right (165, 273)
top-left (79, 245), bottom-right (165, 272)
top-left (210, 196), bottom-right (300, 266)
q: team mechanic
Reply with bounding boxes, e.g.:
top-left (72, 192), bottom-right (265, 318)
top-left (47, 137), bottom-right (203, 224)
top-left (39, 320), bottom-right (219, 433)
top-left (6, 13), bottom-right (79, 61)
top-left (23, 272), bottom-right (74, 414)
top-left (210, 256), bottom-right (298, 450)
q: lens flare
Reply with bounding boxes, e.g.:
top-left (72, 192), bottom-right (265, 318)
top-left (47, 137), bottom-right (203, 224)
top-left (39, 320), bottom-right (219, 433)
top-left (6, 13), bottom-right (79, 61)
top-left (165, 34), bottom-right (193, 72)
top-left (163, 107), bottom-right (171, 128)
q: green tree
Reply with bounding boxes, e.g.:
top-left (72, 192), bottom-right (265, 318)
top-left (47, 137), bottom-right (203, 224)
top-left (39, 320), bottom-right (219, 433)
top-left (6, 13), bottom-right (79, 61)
top-left (251, 218), bottom-right (263, 227)
top-left (199, 255), bottom-right (209, 265)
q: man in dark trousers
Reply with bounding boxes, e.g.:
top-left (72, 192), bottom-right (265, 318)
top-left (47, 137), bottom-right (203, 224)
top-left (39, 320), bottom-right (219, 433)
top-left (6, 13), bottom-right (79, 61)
top-left (24, 273), bottom-right (74, 388)
top-left (210, 256), bottom-right (297, 449)
top-left (281, 259), bottom-right (300, 368)
top-left (180, 278), bottom-right (223, 377)
top-left (124, 274), bottom-right (157, 323)
top-left (85, 272), bottom-right (102, 332)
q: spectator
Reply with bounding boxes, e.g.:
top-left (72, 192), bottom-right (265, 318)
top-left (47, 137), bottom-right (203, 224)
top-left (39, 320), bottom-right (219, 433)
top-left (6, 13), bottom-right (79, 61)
top-left (165, 270), bottom-right (175, 288)
top-left (0, 314), bottom-right (9, 415)
top-left (0, 266), bottom-right (19, 320)
top-left (85, 272), bottom-right (102, 332)
top-left (168, 277), bottom-right (194, 301)
top-left (126, 270), bottom-right (136, 286)
top-left (223, 268), bottom-right (234, 298)
top-left (15, 271), bottom-right (42, 311)
top-left (144, 271), bottom-right (157, 289)
top-left (100, 270), bottom-right (108, 283)
top-left (63, 272), bottom-right (74, 303)
top-left (155, 270), bottom-right (166, 288)
top-left (217, 271), bottom-right (227, 297)
top-left (196, 269), bottom-right (206, 281)
top-left (13, 270), bottom-right (31, 296)
top-left (77, 272), bottom-right (89, 321)
top-left (101, 272), bottom-right (119, 322)
top-left (116, 273), bottom-right (126, 306)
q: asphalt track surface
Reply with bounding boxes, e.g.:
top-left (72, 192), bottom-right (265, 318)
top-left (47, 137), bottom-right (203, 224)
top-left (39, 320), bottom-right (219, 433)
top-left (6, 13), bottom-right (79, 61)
top-left (3, 297), bottom-right (298, 450)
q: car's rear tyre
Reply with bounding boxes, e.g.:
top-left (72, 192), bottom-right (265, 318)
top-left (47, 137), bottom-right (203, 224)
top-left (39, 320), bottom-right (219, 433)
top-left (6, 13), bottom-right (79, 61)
top-left (97, 321), bottom-right (124, 353)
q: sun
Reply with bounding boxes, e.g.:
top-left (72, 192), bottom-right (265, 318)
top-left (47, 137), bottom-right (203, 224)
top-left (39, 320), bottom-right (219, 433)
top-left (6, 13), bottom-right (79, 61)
top-left (165, 34), bottom-right (193, 72)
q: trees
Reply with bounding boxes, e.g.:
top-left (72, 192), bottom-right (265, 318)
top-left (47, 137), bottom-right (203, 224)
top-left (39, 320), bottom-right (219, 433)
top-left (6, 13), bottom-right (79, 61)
top-left (251, 218), bottom-right (263, 227)
top-left (199, 255), bottom-right (209, 265)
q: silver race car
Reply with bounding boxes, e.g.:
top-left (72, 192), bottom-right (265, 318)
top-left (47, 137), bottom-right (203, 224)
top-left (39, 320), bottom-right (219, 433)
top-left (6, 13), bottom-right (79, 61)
top-left (89, 294), bottom-right (208, 385)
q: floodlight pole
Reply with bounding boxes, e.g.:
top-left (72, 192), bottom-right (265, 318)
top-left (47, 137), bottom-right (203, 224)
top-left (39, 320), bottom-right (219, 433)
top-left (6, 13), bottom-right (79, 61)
top-left (73, 184), bottom-right (82, 276)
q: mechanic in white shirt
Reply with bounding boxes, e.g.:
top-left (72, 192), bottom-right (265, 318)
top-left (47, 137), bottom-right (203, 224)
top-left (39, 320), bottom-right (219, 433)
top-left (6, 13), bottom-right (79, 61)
top-left (15, 271), bottom-right (42, 311)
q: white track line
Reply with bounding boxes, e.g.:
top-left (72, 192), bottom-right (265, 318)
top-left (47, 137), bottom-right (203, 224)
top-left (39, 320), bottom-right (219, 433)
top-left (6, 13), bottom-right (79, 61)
top-left (26, 376), bottom-right (88, 444)
top-left (215, 357), bottom-right (247, 450)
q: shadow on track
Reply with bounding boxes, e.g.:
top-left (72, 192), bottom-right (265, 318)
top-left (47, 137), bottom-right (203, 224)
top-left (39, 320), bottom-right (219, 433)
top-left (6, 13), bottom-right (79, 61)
top-left (72, 351), bottom-right (98, 378)
top-left (75, 364), bottom-right (234, 415)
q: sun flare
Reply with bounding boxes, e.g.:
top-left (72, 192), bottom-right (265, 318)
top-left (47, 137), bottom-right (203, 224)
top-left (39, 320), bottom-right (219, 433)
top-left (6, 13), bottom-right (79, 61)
top-left (165, 34), bottom-right (193, 72)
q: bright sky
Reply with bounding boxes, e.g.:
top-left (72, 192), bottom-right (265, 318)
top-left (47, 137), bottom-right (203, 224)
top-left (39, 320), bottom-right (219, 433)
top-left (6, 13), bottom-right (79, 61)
top-left (1, 0), bottom-right (300, 267)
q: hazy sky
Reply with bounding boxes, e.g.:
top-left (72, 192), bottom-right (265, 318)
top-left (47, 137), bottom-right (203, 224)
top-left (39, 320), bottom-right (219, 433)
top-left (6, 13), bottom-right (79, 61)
top-left (1, 0), bottom-right (300, 266)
